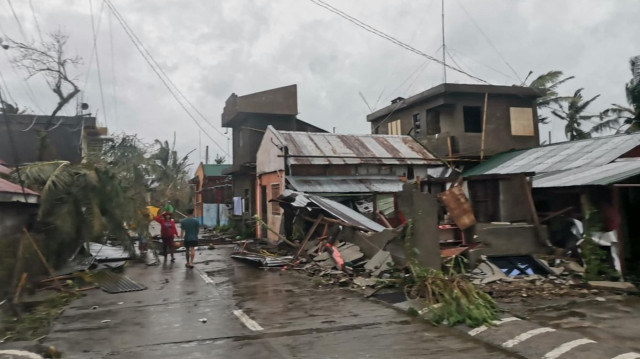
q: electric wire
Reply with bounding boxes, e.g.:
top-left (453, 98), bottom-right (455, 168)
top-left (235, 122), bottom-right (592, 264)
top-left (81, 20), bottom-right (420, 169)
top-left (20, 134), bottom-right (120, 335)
top-left (446, 47), bottom-right (517, 82)
top-left (27, 0), bottom-right (44, 43)
top-left (6, 0), bottom-right (27, 41)
top-left (89, 0), bottom-right (109, 127)
top-left (104, 0), bottom-right (229, 142)
top-left (108, 10), bottom-right (118, 129)
top-left (455, 0), bottom-right (522, 83)
top-left (103, 0), bottom-right (228, 155)
top-left (308, 0), bottom-right (489, 84)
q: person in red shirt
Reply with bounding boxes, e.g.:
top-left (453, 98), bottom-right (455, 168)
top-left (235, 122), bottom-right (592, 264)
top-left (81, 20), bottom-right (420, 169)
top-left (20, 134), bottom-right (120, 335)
top-left (155, 211), bottom-right (178, 262)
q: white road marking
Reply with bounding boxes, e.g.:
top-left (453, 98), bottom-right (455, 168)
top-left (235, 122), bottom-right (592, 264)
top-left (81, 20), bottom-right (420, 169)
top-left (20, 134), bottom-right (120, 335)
top-left (543, 338), bottom-right (596, 359)
top-left (502, 327), bottom-right (556, 348)
top-left (468, 317), bottom-right (521, 336)
top-left (612, 353), bottom-right (640, 359)
top-left (199, 273), bottom-right (213, 284)
top-left (0, 350), bottom-right (44, 359)
top-left (233, 309), bottom-right (264, 331)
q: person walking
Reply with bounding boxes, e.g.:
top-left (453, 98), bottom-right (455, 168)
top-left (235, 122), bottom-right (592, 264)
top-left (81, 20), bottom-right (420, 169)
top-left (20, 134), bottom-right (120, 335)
top-left (180, 209), bottom-right (200, 268)
top-left (155, 211), bottom-right (178, 262)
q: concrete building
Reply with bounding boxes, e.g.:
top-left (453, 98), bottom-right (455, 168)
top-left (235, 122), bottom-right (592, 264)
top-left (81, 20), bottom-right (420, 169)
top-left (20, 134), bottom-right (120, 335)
top-left (191, 163), bottom-right (232, 227)
top-left (255, 126), bottom-right (442, 240)
top-left (366, 84), bottom-right (543, 159)
top-left (0, 114), bottom-right (111, 164)
top-left (221, 84), bottom-right (325, 220)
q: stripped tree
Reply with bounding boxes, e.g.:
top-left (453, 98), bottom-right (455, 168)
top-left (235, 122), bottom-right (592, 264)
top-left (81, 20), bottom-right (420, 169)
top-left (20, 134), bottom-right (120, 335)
top-left (7, 31), bottom-right (81, 161)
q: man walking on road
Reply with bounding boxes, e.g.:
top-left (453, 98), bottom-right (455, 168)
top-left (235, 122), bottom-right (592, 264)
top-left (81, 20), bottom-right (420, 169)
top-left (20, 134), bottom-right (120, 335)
top-left (180, 209), bottom-right (200, 268)
top-left (155, 211), bottom-right (178, 262)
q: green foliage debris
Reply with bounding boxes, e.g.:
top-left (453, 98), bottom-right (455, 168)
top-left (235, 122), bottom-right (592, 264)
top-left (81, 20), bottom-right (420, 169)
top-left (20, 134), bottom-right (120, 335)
top-left (401, 221), bottom-right (498, 327)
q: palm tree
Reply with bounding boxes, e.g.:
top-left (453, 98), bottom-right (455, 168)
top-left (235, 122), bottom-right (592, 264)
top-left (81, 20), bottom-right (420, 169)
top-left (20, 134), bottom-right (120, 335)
top-left (150, 137), bottom-right (194, 211)
top-left (523, 70), bottom-right (575, 124)
top-left (602, 57), bottom-right (640, 133)
top-left (551, 89), bottom-right (619, 141)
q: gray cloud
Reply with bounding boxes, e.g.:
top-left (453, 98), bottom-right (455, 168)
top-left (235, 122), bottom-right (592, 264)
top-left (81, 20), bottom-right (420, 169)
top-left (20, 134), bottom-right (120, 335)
top-left (0, 0), bottom-right (638, 168)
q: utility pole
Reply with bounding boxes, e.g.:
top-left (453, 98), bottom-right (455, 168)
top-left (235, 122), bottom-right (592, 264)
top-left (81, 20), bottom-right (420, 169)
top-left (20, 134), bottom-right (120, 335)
top-left (205, 145), bottom-right (209, 164)
top-left (441, 0), bottom-right (447, 83)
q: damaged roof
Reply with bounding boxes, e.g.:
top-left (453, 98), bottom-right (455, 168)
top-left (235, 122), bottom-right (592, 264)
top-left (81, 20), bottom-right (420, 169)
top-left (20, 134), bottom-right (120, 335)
top-left (275, 128), bottom-right (440, 166)
top-left (281, 190), bottom-right (385, 232)
top-left (287, 176), bottom-right (404, 193)
top-left (0, 177), bottom-right (39, 203)
top-left (533, 159), bottom-right (640, 187)
top-left (464, 133), bottom-right (640, 177)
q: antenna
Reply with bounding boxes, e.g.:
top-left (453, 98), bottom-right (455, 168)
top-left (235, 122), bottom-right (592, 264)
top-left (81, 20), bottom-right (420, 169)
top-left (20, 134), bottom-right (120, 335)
top-left (441, 0), bottom-right (447, 83)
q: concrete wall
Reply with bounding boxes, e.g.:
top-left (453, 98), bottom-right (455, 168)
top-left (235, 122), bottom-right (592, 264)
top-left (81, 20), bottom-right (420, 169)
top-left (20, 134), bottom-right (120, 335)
top-left (257, 127), bottom-right (286, 175)
top-left (397, 184), bottom-right (440, 269)
top-left (472, 223), bottom-right (551, 257)
top-left (221, 85), bottom-right (298, 127)
top-left (370, 92), bottom-right (539, 157)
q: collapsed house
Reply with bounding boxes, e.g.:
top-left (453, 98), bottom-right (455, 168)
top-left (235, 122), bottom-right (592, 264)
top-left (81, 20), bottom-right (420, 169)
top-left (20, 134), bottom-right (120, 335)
top-left (463, 133), bottom-right (640, 275)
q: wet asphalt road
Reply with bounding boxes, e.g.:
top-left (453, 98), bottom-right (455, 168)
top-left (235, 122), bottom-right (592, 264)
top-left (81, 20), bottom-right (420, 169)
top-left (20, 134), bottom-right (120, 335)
top-left (45, 246), bottom-right (519, 359)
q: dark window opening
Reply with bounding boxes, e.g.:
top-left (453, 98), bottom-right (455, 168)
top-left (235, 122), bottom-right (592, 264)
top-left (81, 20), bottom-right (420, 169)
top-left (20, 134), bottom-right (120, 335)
top-left (426, 109), bottom-right (441, 135)
top-left (463, 106), bottom-right (483, 133)
top-left (412, 113), bottom-right (421, 135)
top-left (468, 180), bottom-right (499, 222)
top-left (407, 165), bottom-right (414, 180)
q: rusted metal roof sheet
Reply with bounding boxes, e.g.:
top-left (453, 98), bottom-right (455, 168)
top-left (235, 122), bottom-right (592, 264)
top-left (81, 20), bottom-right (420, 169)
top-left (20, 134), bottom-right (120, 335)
top-left (0, 178), bottom-right (39, 198)
top-left (533, 159), bottom-right (640, 188)
top-left (278, 131), bottom-right (439, 166)
top-left (463, 133), bottom-right (640, 177)
top-left (287, 176), bottom-right (403, 193)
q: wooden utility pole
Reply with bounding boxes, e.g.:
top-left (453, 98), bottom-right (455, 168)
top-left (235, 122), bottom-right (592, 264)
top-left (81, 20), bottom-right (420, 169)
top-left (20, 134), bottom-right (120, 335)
top-left (480, 93), bottom-right (489, 160)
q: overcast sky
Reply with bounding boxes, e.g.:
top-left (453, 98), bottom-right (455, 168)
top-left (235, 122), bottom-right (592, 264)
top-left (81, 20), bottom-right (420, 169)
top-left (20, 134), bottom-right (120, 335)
top-left (0, 0), bottom-right (638, 172)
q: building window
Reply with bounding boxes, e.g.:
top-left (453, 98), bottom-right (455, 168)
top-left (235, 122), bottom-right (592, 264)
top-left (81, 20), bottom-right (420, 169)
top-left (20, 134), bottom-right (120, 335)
top-left (270, 183), bottom-right (281, 215)
top-left (463, 106), bottom-right (483, 133)
top-left (412, 113), bottom-right (421, 135)
top-left (387, 119), bottom-right (401, 135)
top-left (426, 109), bottom-right (441, 135)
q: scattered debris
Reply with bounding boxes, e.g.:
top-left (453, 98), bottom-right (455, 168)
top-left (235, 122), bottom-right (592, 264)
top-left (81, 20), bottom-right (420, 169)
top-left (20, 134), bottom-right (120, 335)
top-left (364, 250), bottom-right (394, 277)
top-left (100, 320), bottom-right (111, 324)
top-left (198, 318), bottom-right (208, 323)
top-left (89, 271), bottom-right (147, 294)
top-left (588, 281), bottom-right (639, 293)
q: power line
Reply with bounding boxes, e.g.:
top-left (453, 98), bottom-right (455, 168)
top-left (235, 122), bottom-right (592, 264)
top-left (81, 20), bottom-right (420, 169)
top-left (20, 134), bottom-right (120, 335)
top-left (89, 0), bottom-right (108, 127)
top-left (447, 47), bottom-right (518, 82)
top-left (103, 0), bottom-right (229, 155)
top-left (27, 0), bottom-right (44, 43)
top-left (104, 0), bottom-right (229, 141)
top-left (308, 0), bottom-right (489, 84)
top-left (6, 0), bottom-right (27, 41)
top-left (455, 0), bottom-right (522, 83)
top-left (108, 10), bottom-right (118, 129)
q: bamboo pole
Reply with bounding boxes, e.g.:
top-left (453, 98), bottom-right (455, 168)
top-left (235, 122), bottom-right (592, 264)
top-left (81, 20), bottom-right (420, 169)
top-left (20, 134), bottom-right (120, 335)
top-left (22, 228), bottom-right (64, 291)
top-left (480, 92), bottom-right (489, 160)
top-left (294, 215), bottom-right (324, 260)
top-left (12, 273), bottom-right (28, 304)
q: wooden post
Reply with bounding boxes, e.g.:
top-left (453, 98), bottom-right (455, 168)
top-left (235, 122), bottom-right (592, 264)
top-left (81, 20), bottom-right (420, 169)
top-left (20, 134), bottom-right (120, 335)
top-left (519, 175), bottom-right (549, 246)
top-left (376, 211), bottom-right (392, 228)
top-left (9, 233), bottom-right (25, 301)
top-left (447, 136), bottom-right (453, 158)
top-left (294, 215), bottom-right (324, 260)
top-left (613, 186), bottom-right (624, 275)
top-left (12, 273), bottom-right (28, 304)
top-left (480, 92), bottom-right (489, 160)
top-left (22, 228), bottom-right (64, 291)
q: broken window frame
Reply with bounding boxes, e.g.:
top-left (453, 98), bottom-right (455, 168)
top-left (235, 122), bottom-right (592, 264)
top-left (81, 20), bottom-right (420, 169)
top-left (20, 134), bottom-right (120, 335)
top-left (426, 108), bottom-right (441, 135)
top-left (412, 113), bottom-right (421, 135)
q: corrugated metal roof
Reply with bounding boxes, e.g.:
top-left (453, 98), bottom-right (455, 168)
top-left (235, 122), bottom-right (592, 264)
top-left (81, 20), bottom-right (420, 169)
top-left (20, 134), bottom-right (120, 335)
top-left (277, 130), bottom-right (439, 166)
top-left (281, 189), bottom-right (385, 232)
top-left (202, 164), bottom-right (232, 177)
top-left (287, 176), bottom-right (403, 193)
top-left (0, 178), bottom-right (39, 196)
top-left (464, 133), bottom-right (640, 176)
top-left (532, 160), bottom-right (640, 188)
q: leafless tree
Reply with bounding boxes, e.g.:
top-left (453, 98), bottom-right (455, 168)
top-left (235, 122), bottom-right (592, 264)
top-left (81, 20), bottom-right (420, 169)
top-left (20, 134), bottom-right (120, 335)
top-left (8, 31), bottom-right (82, 160)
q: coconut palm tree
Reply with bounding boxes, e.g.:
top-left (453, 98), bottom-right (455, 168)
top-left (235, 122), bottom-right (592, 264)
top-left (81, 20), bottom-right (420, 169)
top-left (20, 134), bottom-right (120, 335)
top-left (523, 70), bottom-right (574, 123)
top-left (150, 137), bottom-right (193, 210)
top-left (602, 57), bottom-right (640, 133)
top-left (551, 89), bottom-right (619, 141)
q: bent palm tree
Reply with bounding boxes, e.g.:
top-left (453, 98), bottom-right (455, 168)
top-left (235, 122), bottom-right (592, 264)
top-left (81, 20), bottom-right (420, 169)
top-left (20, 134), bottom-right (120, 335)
top-left (602, 57), bottom-right (640, 133)
top-left (523, 70), bottom-right (574, 123)
top-left (551, 89), bottom-right (619, 141)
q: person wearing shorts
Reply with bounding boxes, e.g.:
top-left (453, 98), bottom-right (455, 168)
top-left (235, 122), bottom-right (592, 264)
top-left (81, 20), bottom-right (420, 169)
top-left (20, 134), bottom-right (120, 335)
top-left (155, 211), bottom-right (178, 262)
top-left (180, 209), bottom-right (200, 268)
